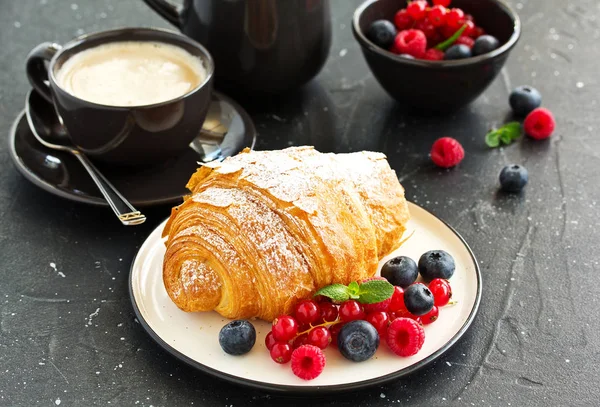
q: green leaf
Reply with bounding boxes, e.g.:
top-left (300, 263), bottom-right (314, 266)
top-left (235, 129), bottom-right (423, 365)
top-left (357, 280), bottom-right (394, 304)
top-left (348, 281), bottom-right (360, 299)
top-left (314, 284), bottom-right (349, 302)
top-left (485, 122), bottom-right (522, 148)
top-left (485, 131), bottom-right (501, 148)
top-left (435, 24), bottom-right (467, 51)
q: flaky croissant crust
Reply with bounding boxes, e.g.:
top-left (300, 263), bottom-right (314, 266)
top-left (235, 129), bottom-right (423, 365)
top-left (162, 146), bottom-right (410, 321)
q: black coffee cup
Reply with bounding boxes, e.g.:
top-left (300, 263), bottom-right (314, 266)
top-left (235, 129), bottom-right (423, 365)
top-left (142, 0), bottom-right (331, 94)
top-left (26, 27), bottom-right (214, 166)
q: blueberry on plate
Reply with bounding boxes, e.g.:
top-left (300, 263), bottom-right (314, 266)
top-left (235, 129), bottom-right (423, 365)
top-left (366, 20), bottom-right (397, 49)
top-left (337, 320), bottom-right (379, 362)
top-left (472, 35), bottom-right (500, 56)
top-left (403, 283), bottom-right (434, 316)
top-left (218, 320), bottom-right (256, 355)
top-left (444, 44), bottom-right (472, 60)
top-left (499, 164), bottom-right (529, 192)
top-left (509, 86), bottom-right (542, 116)
top-left (418, 250), bottom-right (455, 281)
top-left (381, 256), bottom-right (418, 288)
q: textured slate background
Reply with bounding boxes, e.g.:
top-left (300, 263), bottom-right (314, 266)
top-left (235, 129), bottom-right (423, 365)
top-left (1, 0), bottom-right (598, 406)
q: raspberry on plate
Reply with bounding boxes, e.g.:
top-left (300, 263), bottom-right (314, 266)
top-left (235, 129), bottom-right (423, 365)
top-left (394, 29), bottom-right (427, 58)
top-left (386, 317), bottom-right (425, 357)
top-left (291, 345), bottom-right (326, 380)
top-left (524, 108), bottom-right (555, 139)
top-left (430, 137), bottom-right (465, 168)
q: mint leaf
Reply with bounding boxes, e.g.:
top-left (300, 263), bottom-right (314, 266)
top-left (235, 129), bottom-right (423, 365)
top-left (435, 24), bottom-right (467, 51)
top-left (348, 281), bottom-right (360, 299)
top-left (357, 280), bottom-right (394, 304)
top-left (314, 284), bottom-right (349, 302)
top-left (485, 122), bottom-right (522, 148)
top-left (485, 131), bottom-right (500, 147)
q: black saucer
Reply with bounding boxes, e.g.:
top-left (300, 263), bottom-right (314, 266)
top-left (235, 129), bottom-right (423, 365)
top-left (8, 91), bottom-right (256, 207)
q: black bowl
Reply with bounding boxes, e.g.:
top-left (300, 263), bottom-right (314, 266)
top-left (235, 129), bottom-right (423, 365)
top-left (352, 0), bottom-right (521, 113)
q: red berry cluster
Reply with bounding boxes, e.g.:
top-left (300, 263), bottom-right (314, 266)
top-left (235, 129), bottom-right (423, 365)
top-left (391, 1), bottom-right (485, 60)
top-left (265, 278), bottom-right (453, 380)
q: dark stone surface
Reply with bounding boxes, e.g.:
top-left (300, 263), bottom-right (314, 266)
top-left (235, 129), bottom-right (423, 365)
top-left (0, 0), bottom-right (598, 406)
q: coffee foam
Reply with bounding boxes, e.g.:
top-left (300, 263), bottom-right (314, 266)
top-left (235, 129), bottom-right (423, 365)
top-left (56, 41), bottom-right (207, 107)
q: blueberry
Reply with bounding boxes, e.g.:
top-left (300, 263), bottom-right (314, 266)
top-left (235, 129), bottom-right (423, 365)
top-left (418, 250), bottom-right (455, 282)
top-left (366, 20), bottom-right (397, 49)
top-left (337, 320), bottom-right (379, 362)
top-left (509, 86), bottom-right (542, 116)
top-left (218, 320), bottom-right (256, 355)
top-left (472, 35), bottom-right (500, 56)
top-left (499, 164), bottom-right (529, 192)
top-left (444, 44), bottom-right (472, 60)
top-left (403, 284), bottom-right (434, 316)
top-left (381, 256), bottom-right (418, 288)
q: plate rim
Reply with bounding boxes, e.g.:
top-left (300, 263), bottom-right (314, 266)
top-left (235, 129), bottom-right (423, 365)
top-left (7, 91), bottom-right (257, 208)
top-left (128, 202), bottom-right (482, 394)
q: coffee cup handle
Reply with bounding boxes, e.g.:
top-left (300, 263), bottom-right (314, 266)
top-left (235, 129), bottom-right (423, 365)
top-left (25, 42), bottom-right (62, 104)
top-left (141, 0), bottom-right (182, 28)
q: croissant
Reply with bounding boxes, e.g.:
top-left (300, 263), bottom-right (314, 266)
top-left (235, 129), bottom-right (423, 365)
top-left (162, 146), bottom-right (410, 321)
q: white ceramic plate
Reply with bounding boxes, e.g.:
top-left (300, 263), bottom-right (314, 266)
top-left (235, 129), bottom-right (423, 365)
top-left (129, 202), bottom-right (481, 393)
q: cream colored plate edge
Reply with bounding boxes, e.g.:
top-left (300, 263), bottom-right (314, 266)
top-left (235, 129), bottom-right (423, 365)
top-left (129, 202), bottom-right (481, 391)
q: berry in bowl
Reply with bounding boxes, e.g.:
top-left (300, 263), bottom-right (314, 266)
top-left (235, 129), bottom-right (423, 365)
top-left (352, 0), bottom-right (521, 113)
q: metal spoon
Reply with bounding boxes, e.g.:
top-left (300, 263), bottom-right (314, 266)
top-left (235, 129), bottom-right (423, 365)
top-left (25, 90), bottom-right (146, 226)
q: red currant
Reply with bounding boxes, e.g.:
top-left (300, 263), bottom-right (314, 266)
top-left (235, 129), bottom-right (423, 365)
top-left (292, 333), bottom-right (309, 349)
top-left (415, 20), bottom-right (437, 40)
top-left (271, 315), bottom-right (299, 341)
top-left (446, 8), bottom-right (465, 31)
top-left (265, 331), bottom-right (278, 351)
top-left (339, 300), bottom-right (366, 322)
top-left (387, 286), bottom-right (407, 313)
top-left (318, 301), bottom-right (339, 323)
top-left (270, 342), bottom-right (292, 364)
top-left (307, 326), bottom-right (331, 349)
top-left (428, 5), bottom-right (447, 27)
top-left (432, 0), bottom-right (451, 7)
top-left (422, 305), bottom-right (439, 325)
top-left (428, 278), bottom-right (452, 306)
top-left (463, 20), bottom-right (475, 37)
top-left (329, 323), bottom-right (344, 348)
top-left (471, 26), bottom-right (485, 38)
top-left (365, 311), bottom-right (390, 337)
top-left (394, 9), bottom-right (414, 31)
top-left (293, 300), bottom-right (321, 325)
top-left (407, 1), bottom-right (428, 21)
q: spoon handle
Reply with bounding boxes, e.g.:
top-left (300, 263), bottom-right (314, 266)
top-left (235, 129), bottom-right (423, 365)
top-left (72, 152), bottom-right (146, 226)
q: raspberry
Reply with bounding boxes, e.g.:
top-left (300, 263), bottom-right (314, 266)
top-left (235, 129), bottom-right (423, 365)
top-left (291, 345), bottom-right (326, 380)
top-left (430, 137), bottom-right (465, 168)
top-left (386, 317), bottom-right (425, 357)
top-left (432, 0), bottom-right (451, 6)
top-left (428, 5), bottom-right (447, 27)
top-left (455, 35), bottom-right (474, 48)
top-left (423, 48), bottom-right (445, 61)
top-left (407, 1), bottom-right (428, 21)
top-left (394, 9), bottom-right (414, 31)
top-left (524, 108), bottom-right (555, 140)
top-left (394, 29), bottom-right (427, 58)
top-left (446, 8), bottom-right (465, 31)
